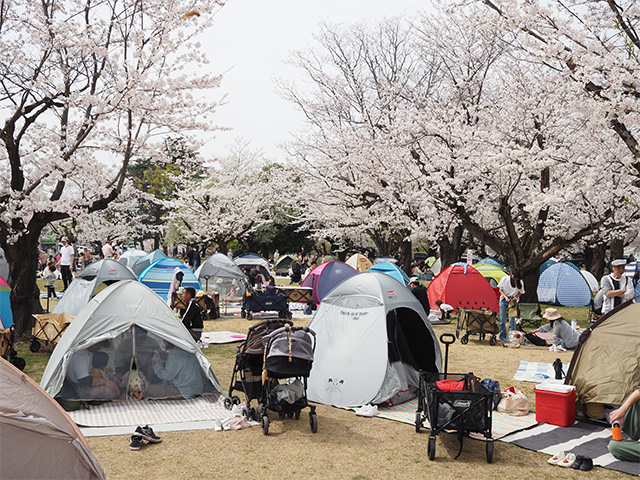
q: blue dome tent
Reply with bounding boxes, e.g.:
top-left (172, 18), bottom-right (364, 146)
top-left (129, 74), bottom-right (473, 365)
top-left (368, 262), bottom-right (410, 286)
top-left (537, 263), bottom-right (591, 307)
top-left (138, 258), bottom-right (201, 301)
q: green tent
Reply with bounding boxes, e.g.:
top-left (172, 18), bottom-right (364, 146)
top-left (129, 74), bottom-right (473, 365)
top-left (274, 254), bottom-right (297, 275)
top-left (474, 263), bottom-right (507, 287)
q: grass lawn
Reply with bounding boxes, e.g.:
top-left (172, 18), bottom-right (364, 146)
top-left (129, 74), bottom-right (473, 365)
top-left (10, 289), bottom-right (629, 480)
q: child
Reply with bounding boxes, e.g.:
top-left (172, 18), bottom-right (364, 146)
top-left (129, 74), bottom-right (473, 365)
top-left (90, 351), bottom-right (120, 396)
top-left (435, 300), bottom-right (454, 321)
top-left (45, 265), bottom-right (57, 298)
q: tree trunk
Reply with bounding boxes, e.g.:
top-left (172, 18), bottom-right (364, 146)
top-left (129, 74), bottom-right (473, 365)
top-left (520, 265), bottom-right (540, 303)
top-left (399, 239), bottom-right (412, 276)
top-left (4, 231), bottom-right (44, 336)
top-left (586, 243), bottom-right (606, 281)
top-left (610, 238), bottom-right (624, 263)
top-left (436, 225), bottom-right (465, 268)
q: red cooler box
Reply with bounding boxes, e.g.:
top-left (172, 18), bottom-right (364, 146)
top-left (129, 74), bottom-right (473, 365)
top-left (534, 384), bottom-right (576, 427)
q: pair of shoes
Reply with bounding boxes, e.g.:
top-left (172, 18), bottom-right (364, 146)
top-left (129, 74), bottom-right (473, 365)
top-left (558, 452), bottom-right (576, 467)
top-left (129, 435), bottom-right (143, 450)
top-left (355, 404), bottom-right (378, 417)
top-left (231, 403), bottom-right (247, 417)
top-left (135, 425), bottom-right (162, 443)
top-left (548, 451), bottom-right (566, 465)
top-left (572, 456), bottom-right (593, 471)
top-left (213, 419), bottom-right (223, 431)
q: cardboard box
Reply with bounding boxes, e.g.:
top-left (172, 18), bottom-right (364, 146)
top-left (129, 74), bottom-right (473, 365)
top-left (534, 384), bottom-right (576, 427)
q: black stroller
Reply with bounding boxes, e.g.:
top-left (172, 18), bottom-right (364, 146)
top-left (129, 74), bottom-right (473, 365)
top-left (415, 333), bottom-right (494, 462)
top-left (226, 319), bottom-right (293, 420)
top-left (259, 326), bottom-right (318, 435)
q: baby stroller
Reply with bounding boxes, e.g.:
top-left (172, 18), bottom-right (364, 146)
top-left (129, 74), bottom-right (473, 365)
top-left (259, 326), bottom-right (317, 435)
top-left (456, 308), bottom-right (499, 346)
top-left (1, 325), bottom-right (25, 371)
top-left (226, 319), bottom-right (293, 420)
top-left (415, 333), bottom-right (494, 462)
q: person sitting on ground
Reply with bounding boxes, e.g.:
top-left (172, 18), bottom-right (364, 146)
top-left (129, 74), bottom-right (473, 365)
top-left (528, 307), bottom-right (579, 351)
top-left (45, 265), bottom-right (57, 299)
top-left (90, 352), bottom-right (120, 397)
top-left (65, 341), bottom-right (120, 400)
top-left (152, 341), bottom-right (204, 399)
top-left (180, 286), bottom-right (203, 341)
top-left (435, 299), bottom-right (454, 321)
top-left (608, 386), bottom-right (640, 462)
top-left (409, 277), bottom-right (430, 315)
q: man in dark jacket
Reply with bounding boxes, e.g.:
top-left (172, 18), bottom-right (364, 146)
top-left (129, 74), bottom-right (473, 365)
top-left (409, 276), bottom-right (430, 315)
top-left (180, 287), bottom-right (203, 340)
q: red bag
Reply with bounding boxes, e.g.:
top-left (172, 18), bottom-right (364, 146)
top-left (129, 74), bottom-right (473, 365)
top-left (436, 379), bottom-right (465, 392)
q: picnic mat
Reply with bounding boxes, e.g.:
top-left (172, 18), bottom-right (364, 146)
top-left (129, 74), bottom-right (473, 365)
top-left (513, 360), bottom-right (569, 384)
top-left (342, 398), bottom-right (537, 440)
top-left (200, 331), bottom-right (246, 344)
top-left (68, 395), bottom-right (230, 428)
top-left (501, 421), bottom-right (639, 476)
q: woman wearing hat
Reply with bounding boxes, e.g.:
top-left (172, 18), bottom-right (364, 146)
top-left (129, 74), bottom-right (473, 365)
top-left (529, 308), bottom-right (580, 351)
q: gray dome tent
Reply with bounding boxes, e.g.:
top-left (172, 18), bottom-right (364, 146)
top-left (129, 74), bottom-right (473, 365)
top-left (53, 259), bottom-right (137, 316)
top-left (308, 271), bottom-right (442, 407)
top-left (195, 253), bottom-right (247, 296)
top-left (41, 280), bottom-right (225, 402)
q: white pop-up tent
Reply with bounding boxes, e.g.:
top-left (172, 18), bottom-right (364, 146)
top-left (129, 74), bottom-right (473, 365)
top-left (117, 248), bottom-right (148, 269)
top-left (1, 357), bottom-right (107, 479)
top-left (53, 259), bottom-right (137, 316)
top-left (41, 280), bottom-right (225, 402)
top-left (308, 271), bottom-right (442, 407)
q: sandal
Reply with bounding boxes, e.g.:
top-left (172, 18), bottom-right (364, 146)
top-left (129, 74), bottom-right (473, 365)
top-left (548, 451), bottom-right (566, 465)
top-left (559, 453), bottom-right (576, 468)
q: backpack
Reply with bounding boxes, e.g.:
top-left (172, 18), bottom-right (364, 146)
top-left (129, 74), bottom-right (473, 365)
top-left (481, 378), bottom-right (501, 410)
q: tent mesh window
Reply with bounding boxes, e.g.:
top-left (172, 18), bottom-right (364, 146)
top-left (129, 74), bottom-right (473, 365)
top-left (387, 308), bottom-right (438, 373)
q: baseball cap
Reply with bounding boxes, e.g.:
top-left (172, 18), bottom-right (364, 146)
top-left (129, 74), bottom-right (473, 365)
top-left (611, 259), bottom-right (626, 267)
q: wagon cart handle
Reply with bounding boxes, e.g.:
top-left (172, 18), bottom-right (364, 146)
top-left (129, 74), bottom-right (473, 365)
top-left (439, 333), bottom-right (456, 379)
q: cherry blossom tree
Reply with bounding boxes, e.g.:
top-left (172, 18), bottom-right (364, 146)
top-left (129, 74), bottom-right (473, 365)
top-left (0, 0), bottom-right (224, 334)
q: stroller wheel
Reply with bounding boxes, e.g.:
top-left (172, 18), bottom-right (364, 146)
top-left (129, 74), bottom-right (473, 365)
top-left (415, 412), bottom-right (422, 433)
top-left (232, 395), bottom-right (241, 406)
top-left (224, 397), bottom-right (233, 410)
top-left (287, 411), bottom-right (294, 419)
top-left (29, 339), bottom-right (41, 353)
top-left (486, 440), bottom-right (494, 463)
top-left (278, 411), bottom-right (285, 419)
top-left (294, 410), bottom-right (300, 420)
top-left (286, 311), bottom-right (293, 320)
top-left (460, 335), bottom-right (469, 345)
top-left (428, 436), bottom-right (436, 461)
top-left (309, 411), bottom-right (318, 433)
top-left (249, 407), bottom-right (258, 421)
top-left (262, 415), bottom-right (269, 435)
top-left (246, 312), bottom-right (253, 321)
top-left (489, 335), bottom-right (497, 346)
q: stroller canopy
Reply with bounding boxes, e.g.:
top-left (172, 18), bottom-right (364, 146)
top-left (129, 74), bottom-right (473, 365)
top-left (41, 280), bottom-right (224, 402)
top-left (131, 249), bottom-right (167, 277)
top-left (53, 259), bottom-right (137, 316)
top-left (301, 261), bottom-right (358, 305)
top-left (1, 357), bottom-right (107, 480)
top-left (537, 262), bottom-right (591, 307)
top-left (308, 272), bottom-right (442, 407)
top-left (367, 262), bottom-right (410, 286)
top-left (195, 253), bottom-right (247, 296)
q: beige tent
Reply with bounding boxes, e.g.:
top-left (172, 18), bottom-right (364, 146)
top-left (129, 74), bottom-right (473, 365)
top-left (566, 300), bottom-right (640, 418)
top-left (0, 357), bottom-right (107, 479)
top-left (345, 253), bottom-right (373, 272)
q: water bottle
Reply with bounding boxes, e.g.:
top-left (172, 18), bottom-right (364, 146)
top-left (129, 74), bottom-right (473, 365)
top-left (612, 421), bottom-right (622, 441)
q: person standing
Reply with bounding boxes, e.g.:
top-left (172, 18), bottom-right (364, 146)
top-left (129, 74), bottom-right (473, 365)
top-left (180, 287), bottom-right (203, 341)
top-left (273, 249), bottom-right (280, 266)
top-left (102, 240), bottom-right (114, 259)
top-left (601, 259), bottom-right (634, 315)
top-left (192, 245), bottom-right (201, 271)
top-left (57, 237), bottom-right (74, 291)
top-left (409, 277), bottom-right (431, 315)
top-left (497, 268), bottom-right (525, 342)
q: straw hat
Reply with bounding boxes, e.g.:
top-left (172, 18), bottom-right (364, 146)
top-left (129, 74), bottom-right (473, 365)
top-left (543, 308), bottom-right (562, 321)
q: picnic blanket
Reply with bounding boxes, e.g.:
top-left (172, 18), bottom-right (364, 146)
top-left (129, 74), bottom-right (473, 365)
top-left (513, 360), bottom-right (569, 384)
top-left (501, 421), bottom-right (639, 476)
top-left (68, 395), bottom-right (230, 428)
top-left (342, 398), bottom-right (537, 440)
top-left (200, 331), bottom-right (246, 344)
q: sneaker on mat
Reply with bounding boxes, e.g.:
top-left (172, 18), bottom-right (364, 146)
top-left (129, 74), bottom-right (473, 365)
top-left (221, 417), bottom-right (231, 431)
top-left (548, 451), bottom-right (565, 465)
top-left (355, 404), bottom-right (378, 417)
top-left (136, 425), bottom-right (162, 443)
top-left (129, 434), bottom-right (143, 451)
top-left (558, 453), bottom-right (576, 467)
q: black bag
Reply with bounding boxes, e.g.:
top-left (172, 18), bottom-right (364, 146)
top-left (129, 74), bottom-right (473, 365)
top-left (524, 332), bottom-right (547, 347)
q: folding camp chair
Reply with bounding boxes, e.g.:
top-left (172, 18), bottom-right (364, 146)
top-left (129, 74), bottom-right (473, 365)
top-left (517, 303), bottom-right (545, 330)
